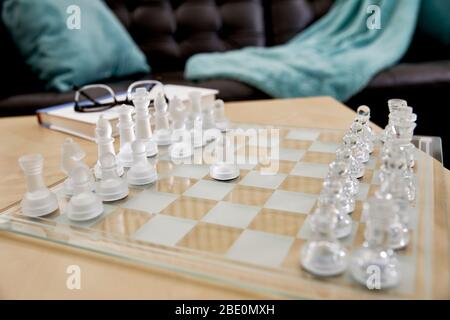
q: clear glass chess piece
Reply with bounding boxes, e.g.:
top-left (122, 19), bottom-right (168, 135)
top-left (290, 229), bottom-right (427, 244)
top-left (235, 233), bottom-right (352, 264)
top-left (117, 104), bottom-right (135, 168)
top-left (376, 149), bottom-right (412, 250)
top-left (95, 153), bottom-right (129, 202)
top-left (381, 99), bottom-right (408, 144)
top-left (326, 160), bottom-right (359, 197)
top-left (347, 122), bottom-right (370, 163)
top-left (355, 105), bottom-right (376, 153)
top-left (66, 164), bottom-right (103, 221)
top-left (132, 88), bottom-right (158, 157)
top-left (350, 197), bottom-right (401, 289)
top-left (300, 203), bottom-right (348, 276)
top-left (19, 153), bottom-right (59, 217)
top-left (319, 179), bottom-right (353, 239)
top-left (335, 145), bottom-right (365, 179)
top-left (153, 92), bottom-right (172, 146)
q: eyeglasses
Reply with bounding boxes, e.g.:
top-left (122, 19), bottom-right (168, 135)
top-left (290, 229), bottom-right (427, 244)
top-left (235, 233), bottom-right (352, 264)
top-left (74, 80), bottom-right (166, 113)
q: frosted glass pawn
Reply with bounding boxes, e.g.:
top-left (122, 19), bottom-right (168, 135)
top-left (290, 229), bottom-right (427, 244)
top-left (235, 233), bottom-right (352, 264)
top-left (214, 99), bottom-right (230, 132)
top-left (127, 141), bottom-right (158, 186)
top-left (66, 165), bottom-right (103, 221)
top-left (117, 105), bottom-right (135, 168)
top-left (61, 138), bottom-right (93, 195)
top-left (355, 105), bottom-right (376, 153)
top-left (19, 154), bottom-right (59, 217)
top-left (209, 135), bottom-right (239, 181)
top-left (132, 87), bottom-right (158, 157)
top-left (153, 92), bottom-right (172, 146)
top-left (351, 197), bottom-right (401, 289)
top-left (94, 115), bottom-right (124, 179)
top-left (188, 91), bottom-right (206, 148)
top-left (95, 153), bottom-right (129, 202)
top-left (335, 146), bottom-right (365, 179)
top-left (300, 203), bottom-right (348, 276)
top-left (319, 179), bottom-right (353, 239)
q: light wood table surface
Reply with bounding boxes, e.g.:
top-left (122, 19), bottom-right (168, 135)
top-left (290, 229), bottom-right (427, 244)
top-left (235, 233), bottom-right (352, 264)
top-left (0, 97), bottom-right (448, 299)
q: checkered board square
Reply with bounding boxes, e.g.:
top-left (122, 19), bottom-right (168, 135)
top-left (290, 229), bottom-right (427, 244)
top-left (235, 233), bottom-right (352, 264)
top-left (1, 123), bottom-right (440, 299)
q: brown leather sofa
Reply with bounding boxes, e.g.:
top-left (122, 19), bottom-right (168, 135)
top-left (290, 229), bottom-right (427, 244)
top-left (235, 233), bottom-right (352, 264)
top-left (0, 0), bottom-right (448, 163)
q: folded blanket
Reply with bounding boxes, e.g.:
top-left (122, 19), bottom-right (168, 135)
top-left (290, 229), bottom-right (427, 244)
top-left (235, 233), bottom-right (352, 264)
top-left (185, 0), bottom-right (421, 101)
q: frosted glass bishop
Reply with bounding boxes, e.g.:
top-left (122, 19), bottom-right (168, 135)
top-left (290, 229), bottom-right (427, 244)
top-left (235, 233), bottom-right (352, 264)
top-left (132, 87), bottom-right (158, 157)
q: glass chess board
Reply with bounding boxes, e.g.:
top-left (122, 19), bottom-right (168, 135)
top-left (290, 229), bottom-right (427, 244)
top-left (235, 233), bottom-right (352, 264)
top-left (0, 123), bottom-right (447, 299)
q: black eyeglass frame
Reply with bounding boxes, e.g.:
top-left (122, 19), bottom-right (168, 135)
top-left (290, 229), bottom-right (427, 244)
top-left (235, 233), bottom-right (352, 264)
top-left (73, 80), bottom-right (165, 113)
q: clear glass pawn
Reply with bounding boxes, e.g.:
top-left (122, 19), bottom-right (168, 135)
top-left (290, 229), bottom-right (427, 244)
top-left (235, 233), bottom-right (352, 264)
top-left (347, 122), bottom-right (371, 163)
top-left (300, 203), bottom-right (348, 276)
top-left (335, 145), bottom-right (365, 179)
top-left (319, 179), bottom-right (353, 239)
top-left (326, 160), bottom-right (359, 197)
top-left (355, 105), bottom-right (376, 153)
top-left (350, 197), bottom-right (401, 289)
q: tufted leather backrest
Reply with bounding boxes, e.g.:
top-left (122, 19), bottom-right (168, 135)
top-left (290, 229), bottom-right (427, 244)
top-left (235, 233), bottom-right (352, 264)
top-left (106, 0), bottom-right (266, 72)
top-left (104, 0), bottom-right (332, 71)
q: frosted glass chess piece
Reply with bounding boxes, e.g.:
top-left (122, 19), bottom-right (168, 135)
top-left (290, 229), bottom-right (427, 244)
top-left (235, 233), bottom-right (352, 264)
top-left (213, 99), bottom-right (230, 132)
top-left (117, 104), bottom-right (135, 168)
top-left (127, 140), bottom-right (158, 186)
top-left (94, 115), bottom-right (124, 179)
top-left (153, 92), bottom-right (172, 146)
top-left (66, 165), bottom-right (103, 221)
top-left (188, 92), bottom-right (206, 148)
top-left (350, 197), bottom-right (401, 289)
top-left (355, 105), bottom-right (376, 153)
top-left (169, 96), bottom-right (188, 140)
top-left (95, 153), bottom-right (129, 202)
top-left (132, 87), bottom-right (158, 157)
top-left (381, 99), bottom-right (408, 144)
top-left (335, 145), bottom-right (365, 179)
top-left (19, 154), bottom-right (59, 217)
top-left (300, 203), bottom-right (348, 276)
top-left (209, 136), bottom-right (239, 181)
top-left (319, 179), bottom-right (353, 239)
top-left (61, 138), bottom-right (93, 196)
top-left (169, 97), bottom-right (193, 159)
top-left (326, 161), bottom-right (359, 197)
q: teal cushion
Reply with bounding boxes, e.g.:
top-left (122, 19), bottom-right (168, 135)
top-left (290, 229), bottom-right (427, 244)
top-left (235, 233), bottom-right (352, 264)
top-left (2, 0), bottom-right (150, 92)
top-left (418, 0), bottom-right (450, 45)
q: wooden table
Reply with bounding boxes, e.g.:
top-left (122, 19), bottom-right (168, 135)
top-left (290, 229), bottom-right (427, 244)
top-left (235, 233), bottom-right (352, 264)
top-left (0, 97), bottom-right (448, 299)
